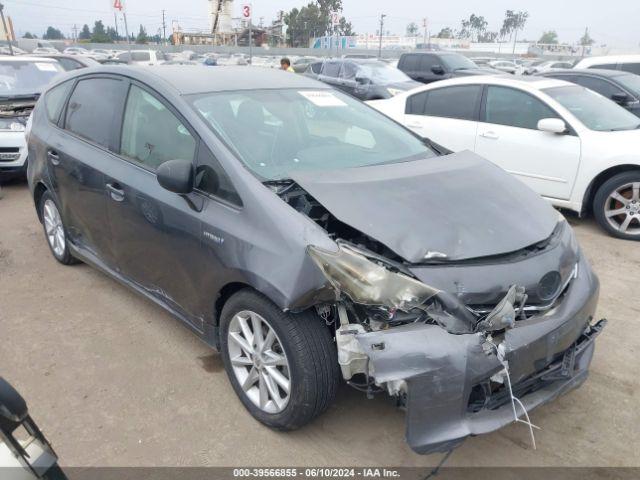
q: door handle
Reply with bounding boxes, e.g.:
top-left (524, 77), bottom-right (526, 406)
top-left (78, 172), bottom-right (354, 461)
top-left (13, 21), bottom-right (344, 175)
top-left (407, 122), bottom-right (423, 129)
top-left (106, 182), bottom-right (125, 202)
top-left (47, 150), bottom-right (60, 165)
top-left (480, 131), bottom-right (499, 140)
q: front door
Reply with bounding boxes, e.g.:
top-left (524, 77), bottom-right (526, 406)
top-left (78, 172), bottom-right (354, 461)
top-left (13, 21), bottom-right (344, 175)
top-left (103, 83), bottom-right (207, 329)
top-left (475, 85), bottom-right (581, 200)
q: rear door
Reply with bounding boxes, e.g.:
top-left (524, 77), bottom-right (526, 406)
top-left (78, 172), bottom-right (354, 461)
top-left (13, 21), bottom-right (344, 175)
top-left (102, 83), bottom-right (211, 329)
top-left (475, 85), bottom-right (581, 200)
top-left (47, 75), bottom-right (128, 266)
top-left (318, 61), bottom-right (343, 90)
top-left (402, 85), bottom-right (481, 151)
top-left (339, 62), bottom-right (359, 97)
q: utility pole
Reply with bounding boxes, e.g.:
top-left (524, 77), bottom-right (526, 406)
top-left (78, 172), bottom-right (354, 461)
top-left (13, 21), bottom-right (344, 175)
top-left (423, 17), bottom-right (428, 47)
top-left (123, 12), bottom-right (131, 54)
top-left (161, 10), bottom-right (167, 45)
top-left (113, 13), bottom-right (119, 41)
top-left (0, 3), bottom-right (14, 55)
top-left (377, 13), bottom-right (385, 58)
top-left (72, 24), bottom-right (78, 43)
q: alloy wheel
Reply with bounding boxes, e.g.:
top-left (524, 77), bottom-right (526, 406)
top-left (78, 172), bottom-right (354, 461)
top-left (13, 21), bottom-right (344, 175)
top-left (43, 199), bottom-right (66, 257)
top-left (604, 182), bottom-right (640, 236)
top-left (227, 310), bottom-right (291, 414)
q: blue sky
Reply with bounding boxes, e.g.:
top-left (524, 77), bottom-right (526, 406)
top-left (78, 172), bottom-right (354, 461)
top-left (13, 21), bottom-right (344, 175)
top-left (4, 0), bottom-right (640, 47)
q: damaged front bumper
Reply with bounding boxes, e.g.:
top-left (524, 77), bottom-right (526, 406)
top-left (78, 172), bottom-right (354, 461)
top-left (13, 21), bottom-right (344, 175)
top-left (355, 254), bottom-right (605, 454)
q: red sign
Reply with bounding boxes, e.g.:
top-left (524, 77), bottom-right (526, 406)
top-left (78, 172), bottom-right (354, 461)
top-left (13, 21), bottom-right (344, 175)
top-left (242, 4), bottom-right (251, 18)
top-left (113, 0), bottom-right (124, 12)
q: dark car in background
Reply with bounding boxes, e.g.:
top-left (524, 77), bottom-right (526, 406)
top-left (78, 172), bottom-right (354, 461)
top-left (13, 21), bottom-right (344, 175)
top-left (539, 68), bottom-right (640, 117)
top-left (305, 58), bottom-right (420, 100)
top-left (27, 65), bottom-right (604, 455)
top-left (397, 52), bottom-right (499, 84)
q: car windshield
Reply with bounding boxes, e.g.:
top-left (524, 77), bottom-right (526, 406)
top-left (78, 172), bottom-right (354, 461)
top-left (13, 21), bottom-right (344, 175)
top-left (441, 54), bottom-right (478, 71)
top-left (0, 60), bottom-right (63, 96)
top-left (545, 85), bottom-right (640, 131)
top-left (614, 73), bottom-right (640, 97)
top-left (357, 63), bottom-right (411, 84)
top-left (190, 88), bottom-right (433, 181)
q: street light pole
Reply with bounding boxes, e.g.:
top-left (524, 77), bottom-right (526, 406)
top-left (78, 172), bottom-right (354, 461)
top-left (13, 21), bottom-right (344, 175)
top-left (0, 3), bottom-right (14, 56)
top-left (377, 13), bottom-right (385, 58)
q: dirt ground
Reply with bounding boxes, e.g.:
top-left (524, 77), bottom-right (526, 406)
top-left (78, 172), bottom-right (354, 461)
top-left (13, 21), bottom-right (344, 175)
top-left (0, 180), bottom-right (638, 468)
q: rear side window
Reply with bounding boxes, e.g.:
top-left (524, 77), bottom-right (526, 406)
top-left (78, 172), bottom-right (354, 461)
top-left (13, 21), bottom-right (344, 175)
top-left (322, 62), bottom-right (341, 78)
top-left (620, 63), bottom-right (640, 75)
top-left (45, 81), bottom-right (73, 124)
top-left (406, 91), bottom-right (428, 114)
top-left (484, 86), bottom-right (558, 130)
top-left (120, 85), bottom-right (196, 170)
top-left (590, 63), bottom-right (618, 70)
top-left (309, 62), bottom-right (322, 74)
top-left (423, 85), bottom-right (482, 121)
top-left (65, 77), bottom-right (125, 149)
top-left (400, 54), bottom-right (419, 70)
top-left (131, 52), bottom-right (151, 62)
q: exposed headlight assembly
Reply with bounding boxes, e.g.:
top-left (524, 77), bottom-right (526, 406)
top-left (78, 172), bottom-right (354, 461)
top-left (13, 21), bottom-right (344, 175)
top-left (307, 244), bottom-right (439, 311)
top-left (0, 119), bottom-right (25, 131)
top-left (386, 88), bottom-right (403, 97)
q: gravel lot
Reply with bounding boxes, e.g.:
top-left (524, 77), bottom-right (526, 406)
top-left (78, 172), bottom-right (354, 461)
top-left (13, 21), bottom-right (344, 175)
top-left (0, 180), bottom-right (638, 468)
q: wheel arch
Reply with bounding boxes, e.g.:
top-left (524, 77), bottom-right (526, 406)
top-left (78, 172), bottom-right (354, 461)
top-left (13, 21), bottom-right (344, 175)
top-left (582, 164), bottom-right (640, 215)
top-left (33, 181), bottom-right (48, 222)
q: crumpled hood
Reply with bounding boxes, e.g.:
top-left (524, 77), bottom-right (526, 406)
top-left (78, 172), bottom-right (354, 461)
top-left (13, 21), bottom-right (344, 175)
top-left (290, 151), bottom-right (559, 262)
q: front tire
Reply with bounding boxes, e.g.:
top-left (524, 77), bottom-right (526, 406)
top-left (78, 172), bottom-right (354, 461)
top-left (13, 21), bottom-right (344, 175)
top-left (593, 172), bottom-right (640, 240)
top-left (39, 191), bottom-right (79, 265)
top-left (219, 289), bottom-right (340, 430)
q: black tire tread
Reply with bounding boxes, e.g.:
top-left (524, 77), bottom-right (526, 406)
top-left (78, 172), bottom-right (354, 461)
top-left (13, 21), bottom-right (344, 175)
top-left (219, 288), bottom-right (340, 430)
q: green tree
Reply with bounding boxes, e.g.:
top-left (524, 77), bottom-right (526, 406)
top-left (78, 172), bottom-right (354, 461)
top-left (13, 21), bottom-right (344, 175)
top-left (436, 27), bottom-right (453, 39)
top-left (135, 25), bottom-right (148, 44)
top-left (106, 26), bottom-right (119, 42)
top-left (78, 24), bottom-right (91, 40)
top-left (43, 26), bottom-right (64, 40)
top-left (539, 30), bottom-right (558, 44)
top-left (91, 20), bottom-right (110, 43)
top-left (283, 1), bottom-right (353, 47)
top-left (406, 22), bottom-right (419, 37)
top-left (22, 32), bottom-right (36, 39)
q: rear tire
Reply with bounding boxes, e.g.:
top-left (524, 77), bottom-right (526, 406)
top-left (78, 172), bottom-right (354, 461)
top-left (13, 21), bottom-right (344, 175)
top-left (593, 171), bottom-right (640, 240)
top-left (219, 289), bottom-right (340, 430)
top-left (38, 191), bottom-right (79, 265)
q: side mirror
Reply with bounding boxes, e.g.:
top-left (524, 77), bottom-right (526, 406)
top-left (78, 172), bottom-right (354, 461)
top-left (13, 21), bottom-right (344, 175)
top-left (356, 76), bottom-right (370, 85)
top-left (157, 159), bottom-right (194, 194)
top-left (431, 65), bottom-right (445, 75)
top-left (612, 92), bottom-right (630, 105)
top-left (537, 118), bottom-right (567, 134)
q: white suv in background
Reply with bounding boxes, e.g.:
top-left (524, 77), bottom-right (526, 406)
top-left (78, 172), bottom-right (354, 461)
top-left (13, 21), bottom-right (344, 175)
top-left (0, 56), bottom-right (64, 182)
top-left (574, 54), bottom-right (640, 75)
top-left (369, 75), bottom-right (640, 240)
top-left (116, 49), bottom-right (166, 65)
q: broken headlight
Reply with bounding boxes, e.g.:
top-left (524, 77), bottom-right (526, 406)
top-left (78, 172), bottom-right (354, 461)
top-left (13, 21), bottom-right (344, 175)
top-left (307, 244), bottom-right (439, 311)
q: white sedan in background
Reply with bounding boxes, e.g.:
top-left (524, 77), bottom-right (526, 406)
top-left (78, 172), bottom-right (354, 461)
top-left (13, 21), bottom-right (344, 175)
top-left (369, 76), bottom-right (640, 240)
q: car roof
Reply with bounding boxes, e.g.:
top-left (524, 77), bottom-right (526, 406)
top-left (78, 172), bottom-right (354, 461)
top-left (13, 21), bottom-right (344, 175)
top-left (576, 54), bottom-right (640, 66)
top-left (62, 65), bottom-right (330, 95)
top-left (539, 68), bottom-right (631, 78)
top-left (0, 55), bottom-right (58, 63)
top-left (413, 74), bottom-right (570, 91)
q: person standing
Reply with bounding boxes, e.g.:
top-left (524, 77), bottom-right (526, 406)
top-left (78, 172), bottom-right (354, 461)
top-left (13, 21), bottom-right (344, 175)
top-left (280, 58), bottom-right (294, 72)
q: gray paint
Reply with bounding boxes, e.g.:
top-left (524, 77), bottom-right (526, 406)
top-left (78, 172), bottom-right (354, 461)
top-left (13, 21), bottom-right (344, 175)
top-left (292, 151), bottom-right (559, 262)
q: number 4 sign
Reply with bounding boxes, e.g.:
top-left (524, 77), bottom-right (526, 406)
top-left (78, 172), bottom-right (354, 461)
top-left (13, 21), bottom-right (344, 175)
top-left (242, 4), bottom-right (251, 19)
top-left (113, 0), bottom-right (125, 12)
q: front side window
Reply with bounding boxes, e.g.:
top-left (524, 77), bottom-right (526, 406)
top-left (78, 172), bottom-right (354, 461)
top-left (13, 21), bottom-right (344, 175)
top-left (423, 85), bottom-right (482, 121)
top-left (440, 54), bottom-right (478, 71)
top-left (590, 63), bottom-right (618, 70)
top-left (544, 85), bottom-right (640, 131)
top-left (120, 85), bottom-right (196, 169)
top-left (45, 81), bottom-right (73, 123)
top-left (190, 88), bottom-right (433, 181)
top-left (418, 55), bottom-right (438, 71)
top-left (340, 62), bottom-right (358, 80)
top-left (484, 86), bottom-right (558, 130)
top-left (65, 77), bottom-right (125, 149)
top-left (322, 62), bottom-right (341, 78)
top-left (620, 63), bottom-right (640, 75)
